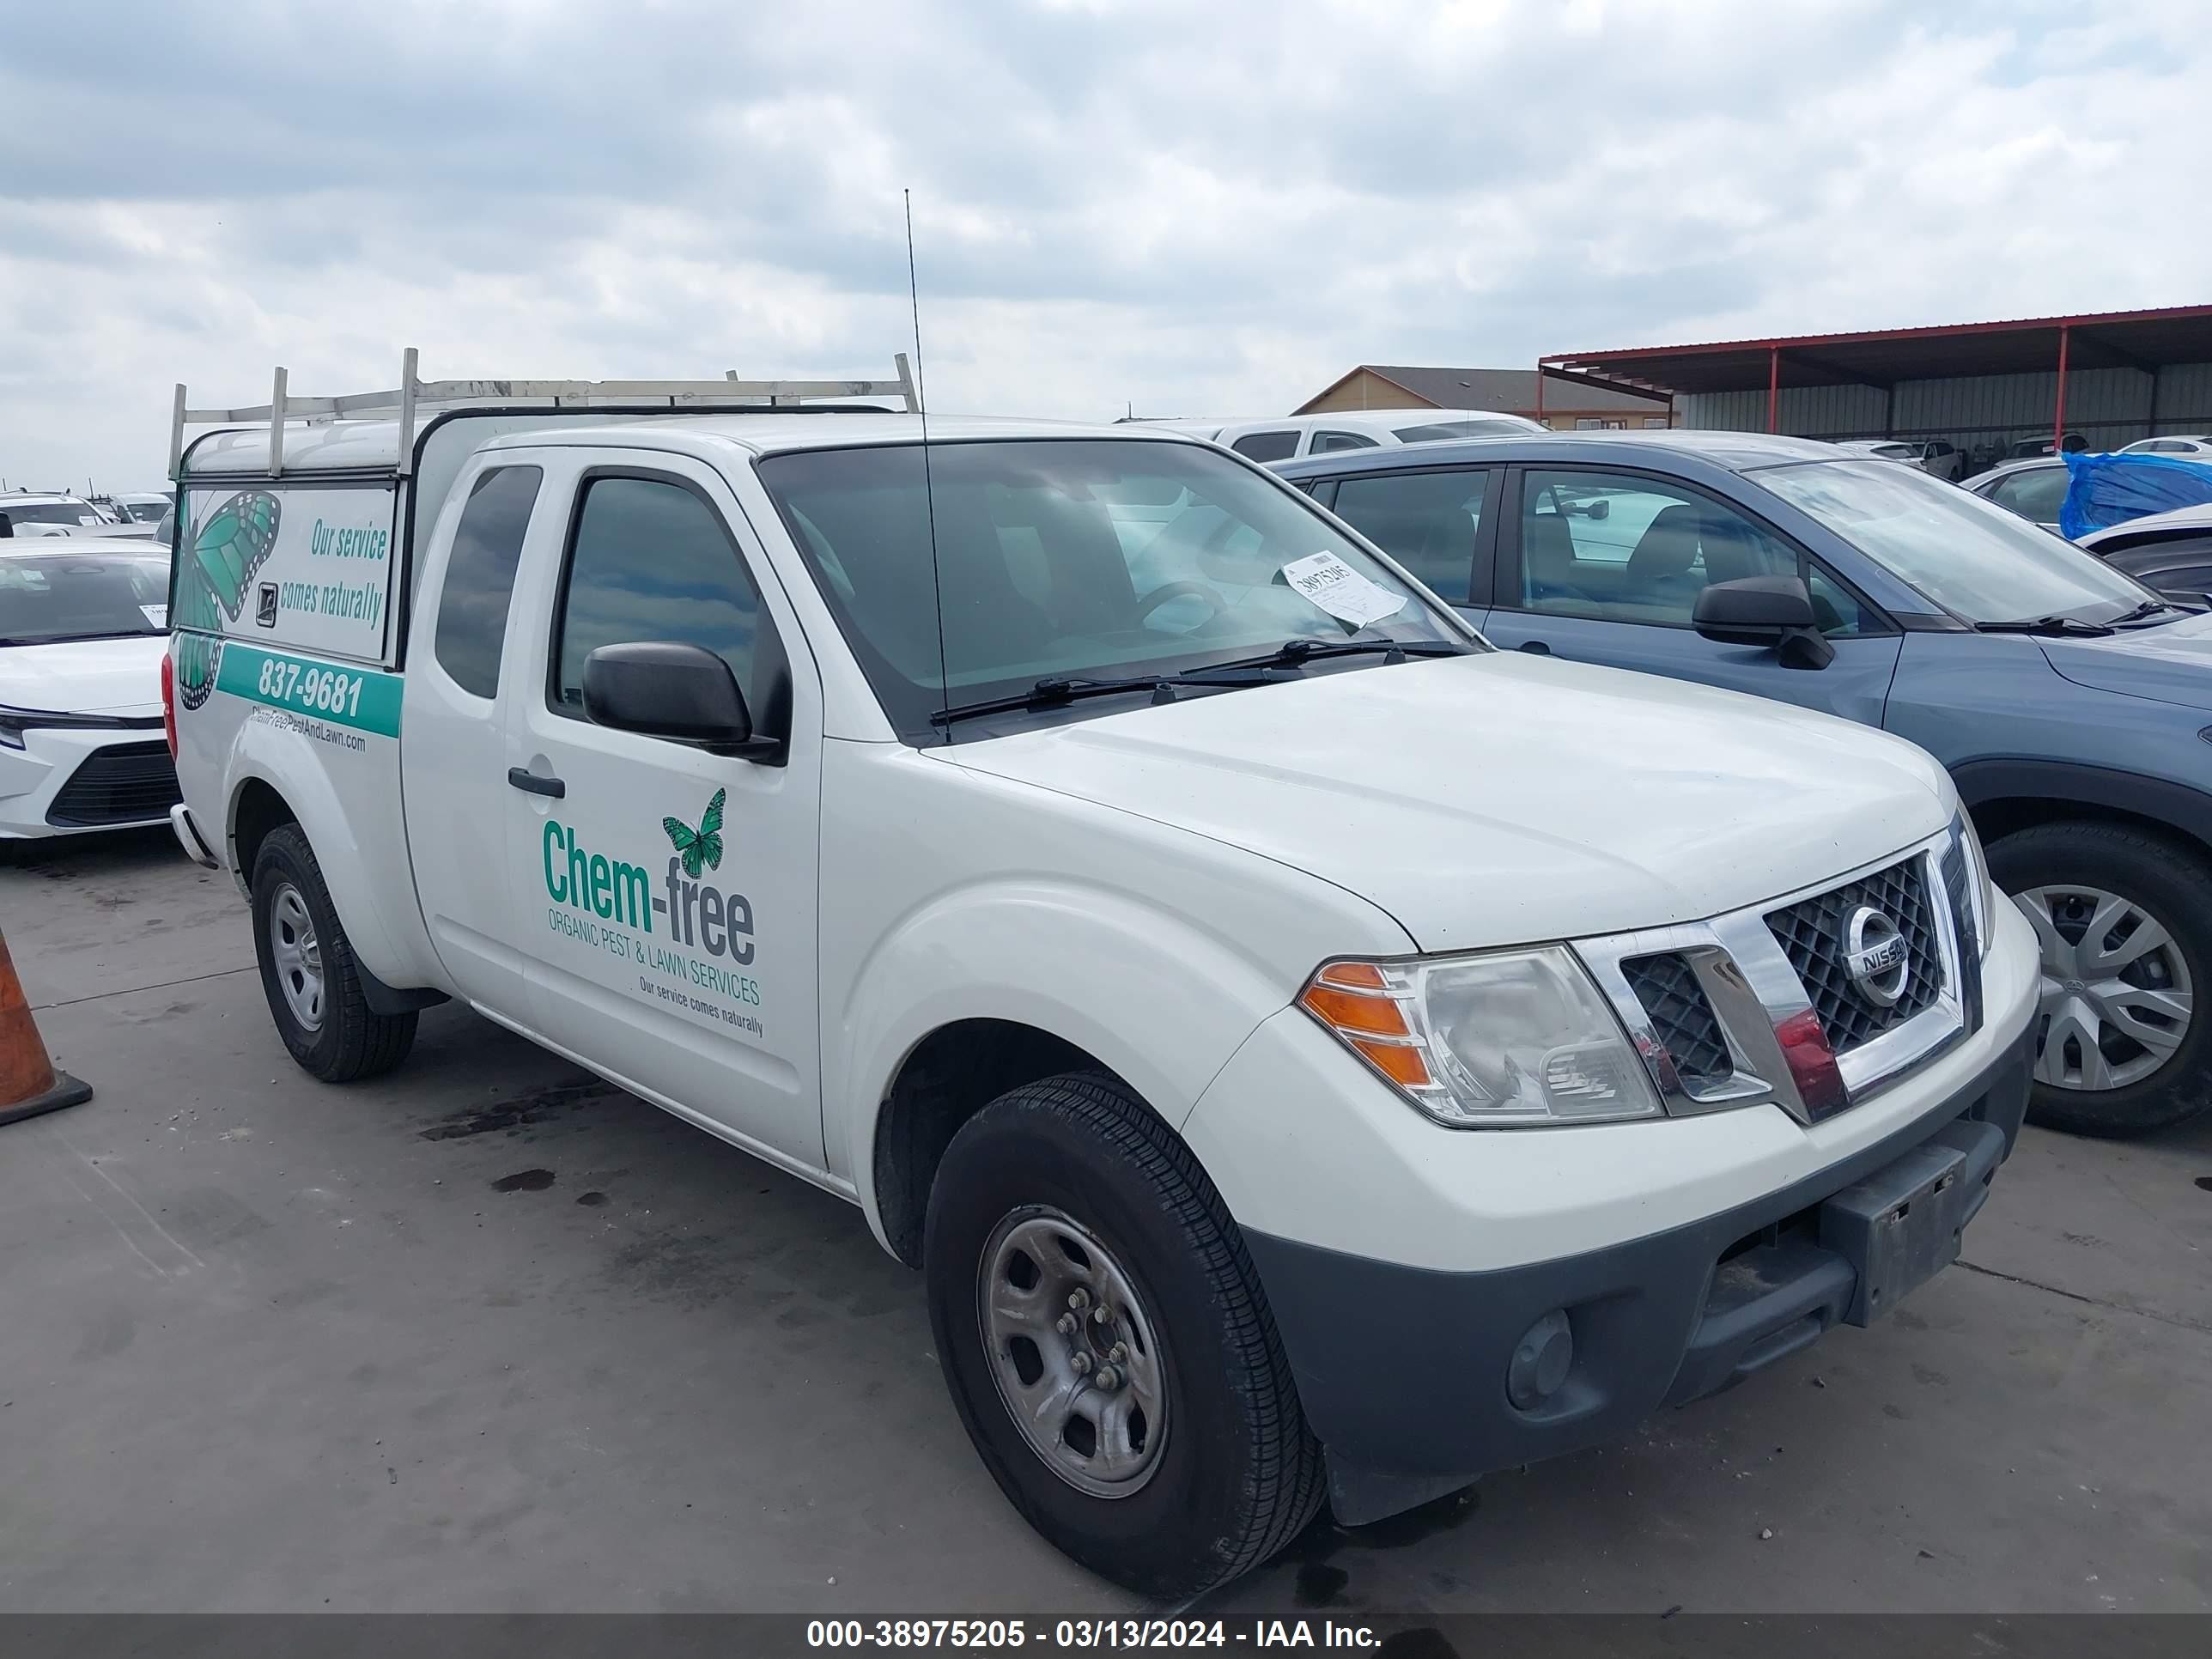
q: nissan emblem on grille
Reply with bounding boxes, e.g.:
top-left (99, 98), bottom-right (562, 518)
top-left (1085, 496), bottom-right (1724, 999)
top-left (1842, 904), bottom-right (1909, 1009)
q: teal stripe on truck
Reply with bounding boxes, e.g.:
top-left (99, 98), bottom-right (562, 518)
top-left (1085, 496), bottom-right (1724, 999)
top-left (213, 642), bottom-right (404, 738)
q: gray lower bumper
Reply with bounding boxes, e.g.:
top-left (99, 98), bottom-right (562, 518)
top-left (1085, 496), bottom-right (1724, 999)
top-left (1243, 1027), bottom-right (2033, 1524)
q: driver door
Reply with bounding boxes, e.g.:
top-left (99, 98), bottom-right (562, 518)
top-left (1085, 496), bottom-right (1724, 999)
top-left (501, 451), bottom-right (827, 1170)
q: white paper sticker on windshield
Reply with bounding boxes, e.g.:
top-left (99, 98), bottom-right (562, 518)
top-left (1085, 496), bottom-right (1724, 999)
top-left (1280, 550), bottom-right (1407, 628)
top-left (140, 604), bottom-right (167, 629)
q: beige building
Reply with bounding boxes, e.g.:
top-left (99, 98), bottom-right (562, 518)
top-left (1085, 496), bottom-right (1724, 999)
top-left (1297, 364), bottom-right (1675, 430)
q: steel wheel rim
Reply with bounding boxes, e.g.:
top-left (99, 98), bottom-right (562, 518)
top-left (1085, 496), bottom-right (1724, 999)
top-left (269, 882), bottom-right (325, 1033)
top-left (2014, 884), bottom-right (2194, 1092)
top-left (976, 1205), bottom-right (1169, 1498)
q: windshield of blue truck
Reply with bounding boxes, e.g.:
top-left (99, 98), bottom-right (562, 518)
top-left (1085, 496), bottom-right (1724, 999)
top-left (1758, 459), bottom-right (2159, 625)
top-left (757, 437), bottom-right (1474, 738)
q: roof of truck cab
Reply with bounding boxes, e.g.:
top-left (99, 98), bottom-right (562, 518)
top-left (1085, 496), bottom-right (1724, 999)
top-left (182, 410), bottom-right (1199, 477)
top-left (477, 411), bottom-right (1197, 458)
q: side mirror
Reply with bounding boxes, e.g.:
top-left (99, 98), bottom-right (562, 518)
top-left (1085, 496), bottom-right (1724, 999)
top-left (1692, 575), bottom-right (1836, 671)
top-left (581, 641), bottom-right (782, 762)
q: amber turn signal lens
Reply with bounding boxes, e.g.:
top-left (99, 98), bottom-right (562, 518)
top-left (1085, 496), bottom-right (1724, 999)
top-left (1299, 983), bottom-right (1408, 1037)
top-left (1349, 1037), bottom-right (1433, 1088)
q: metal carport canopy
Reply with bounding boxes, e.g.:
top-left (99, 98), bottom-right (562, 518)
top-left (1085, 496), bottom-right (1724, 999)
top-left (1536, 304), bottom-right (2212, 440)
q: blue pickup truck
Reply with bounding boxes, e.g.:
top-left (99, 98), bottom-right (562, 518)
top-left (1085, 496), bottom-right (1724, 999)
top-left (1279, 430), bottom-right (2212, 1138)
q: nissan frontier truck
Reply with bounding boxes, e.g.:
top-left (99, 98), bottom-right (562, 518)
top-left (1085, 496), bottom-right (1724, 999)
top-left (165, 356), bottom-right (2039, 1596)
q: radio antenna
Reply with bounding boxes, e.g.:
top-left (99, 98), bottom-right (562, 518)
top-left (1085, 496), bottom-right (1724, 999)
top-left (905, 188), bottom-right (953, 743)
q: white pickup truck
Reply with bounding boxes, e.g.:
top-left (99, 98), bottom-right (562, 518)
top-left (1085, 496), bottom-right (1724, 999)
top-left (166, 357), bottom-right (2039, 1597)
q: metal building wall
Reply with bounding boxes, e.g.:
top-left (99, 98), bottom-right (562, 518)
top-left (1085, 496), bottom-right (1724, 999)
top-left (1683, 364), bottom-right (2212, 449)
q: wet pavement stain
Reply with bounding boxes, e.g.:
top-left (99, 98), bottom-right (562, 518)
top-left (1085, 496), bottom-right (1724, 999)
top-left (575, 1190), bottom-right (611, 1207)
top-left (1292, 1561), bottom-right (1348, 1607)
top-left (2196, 1176), bottom-right (2212, 1193)
top-left (419, 1079), bottom-right (614, 1141)
top-left (491, 1169), bottom-right (556, 1193)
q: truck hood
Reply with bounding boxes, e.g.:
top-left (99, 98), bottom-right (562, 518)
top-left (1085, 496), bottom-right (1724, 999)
top-left (0, 635), bottom-right (167, 717)
top-left (942, 653), bottom-right (1954, 952)
top-left (2039, 611), bottom-right (2212, 713)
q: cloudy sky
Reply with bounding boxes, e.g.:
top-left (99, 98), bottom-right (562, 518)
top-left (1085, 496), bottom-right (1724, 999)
top-left (2, 0), bottom-right (2206, 489)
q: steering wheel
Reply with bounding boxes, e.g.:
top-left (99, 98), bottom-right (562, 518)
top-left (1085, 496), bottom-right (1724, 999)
top-left (1132, 580), bottom-right (1228, 632)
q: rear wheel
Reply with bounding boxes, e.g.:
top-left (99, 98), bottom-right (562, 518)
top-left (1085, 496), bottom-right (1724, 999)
top-left (250, 824), bottom-right (416, 1082)
top-left (1988, 821), bottom-right (2212, 1138)
top-left (923, 1072), bottom-right (1323, 1597)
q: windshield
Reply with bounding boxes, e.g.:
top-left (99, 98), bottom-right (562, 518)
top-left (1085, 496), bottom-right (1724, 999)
top-left (757, 438), bottom-right (1472, 738)
top-left (118, 500), bottom-right (170, 523)
top-left (0, 551), bottom-right (171, 645)
top-left (1755, 459), bottom-right (2156, 625)
top-left (2, 502), bottom-right (102, 527)
top-left (1393, 418), bottom-right (1535, 442)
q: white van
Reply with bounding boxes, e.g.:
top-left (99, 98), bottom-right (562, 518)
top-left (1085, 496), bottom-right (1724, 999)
top-left (1135, 407), bottom-right (1544, 465)
top-left (167, 354), bottom-right (2039, 1597)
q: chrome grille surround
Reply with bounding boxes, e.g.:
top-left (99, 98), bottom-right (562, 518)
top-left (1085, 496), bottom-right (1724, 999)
top-left (1576, 823), bottom-right (1983, 1125)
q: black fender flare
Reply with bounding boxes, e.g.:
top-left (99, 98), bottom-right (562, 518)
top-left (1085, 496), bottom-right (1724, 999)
top-left (1951, 757), bottom-right (2212, 855)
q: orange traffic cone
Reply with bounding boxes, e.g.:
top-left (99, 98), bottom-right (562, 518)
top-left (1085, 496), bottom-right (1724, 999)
top-left (0, 924), bottom-right (90, 1127)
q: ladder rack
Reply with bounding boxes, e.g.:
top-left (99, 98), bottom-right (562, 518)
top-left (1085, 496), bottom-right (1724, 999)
top-left (172, 348), bottom-right (919, 477)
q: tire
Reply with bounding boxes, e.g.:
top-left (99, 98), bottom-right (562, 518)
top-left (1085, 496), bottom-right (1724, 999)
top-left (250, 823), bottom-right (416, 1083)
top-left (1987, 821), bottom-right (2212, 1138)
top-left (923, 1072), bottom-right (1324, 1598)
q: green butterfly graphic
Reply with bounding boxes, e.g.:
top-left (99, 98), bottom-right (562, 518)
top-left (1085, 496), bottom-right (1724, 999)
top-left (662, 787), bottom-right (726, 878)
top-left (172, 489), bottom-right (282, 710)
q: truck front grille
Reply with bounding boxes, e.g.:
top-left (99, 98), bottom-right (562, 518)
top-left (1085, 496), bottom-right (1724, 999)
top-left (1765, 854), bottom-right (1943, 1054)
top-left (46, 741), bottom-right (181, 828)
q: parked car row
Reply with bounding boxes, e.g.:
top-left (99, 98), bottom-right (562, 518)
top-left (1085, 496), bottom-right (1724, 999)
top-left (1278, 429), bottom-right (2212, 1140)
top-left (0, 488), bottom-right (171, 540)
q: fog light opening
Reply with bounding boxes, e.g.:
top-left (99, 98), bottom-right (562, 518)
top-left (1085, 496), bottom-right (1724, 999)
top-left (1506, 1310), bottom-right (1574, 1411)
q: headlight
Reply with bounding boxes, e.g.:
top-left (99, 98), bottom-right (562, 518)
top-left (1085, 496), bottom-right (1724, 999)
top-left (0, 714), bottom-right (27, 750)
top-left (1953, 811), bottom-right (1995, 960)
top-left (1299, 946), bottom-right (1663, 1127)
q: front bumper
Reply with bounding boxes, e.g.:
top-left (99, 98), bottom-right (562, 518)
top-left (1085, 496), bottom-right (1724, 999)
top-left (0, 726), bottom-right (178, 838)
top-left (1182, 889), bottom-right (2041, 1523)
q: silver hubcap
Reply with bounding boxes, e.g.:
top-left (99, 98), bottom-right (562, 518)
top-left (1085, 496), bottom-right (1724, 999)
top-left (2014, 884), bottom-right (2194, 1092)
top-left (978, 1206), bottom-right (1168, 1498)
top-left (268, 883), bottom-right (325, 1033)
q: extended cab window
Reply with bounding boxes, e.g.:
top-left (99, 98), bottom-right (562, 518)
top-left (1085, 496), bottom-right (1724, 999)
top-left (1309, 431), bottom-right (1379, 454)
top-left (550, 476), bottom-right (763, 715)
top-left (433, 465), bottom-right (542, 697)
top-left (1514, 469), bottom-right (1867, 635)
top-left (1330, 468), bottom-right (1488, 602)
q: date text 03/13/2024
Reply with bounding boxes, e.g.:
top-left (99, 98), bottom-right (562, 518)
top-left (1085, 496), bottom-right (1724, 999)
top-left (804, 1619), bottom-right (1381, 1650)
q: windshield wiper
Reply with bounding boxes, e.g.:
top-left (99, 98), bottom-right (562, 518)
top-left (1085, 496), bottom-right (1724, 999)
top-left (928, 639), bottom-right (1470, 728)
top-left (930, 670), bottom-right (1274, 728)
top-left (1195, 637), bottom-right (1470, 674)
top-left (1973, 615), bottom-right (2115, 637)
top-left (2107, 599), bottom-right (2183, 626)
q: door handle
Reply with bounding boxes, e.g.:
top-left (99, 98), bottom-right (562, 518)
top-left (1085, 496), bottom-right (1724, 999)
top-left (507, 767), bottom-right (565, 799)
top-left (1517, 639), bottom-right (1552, 656)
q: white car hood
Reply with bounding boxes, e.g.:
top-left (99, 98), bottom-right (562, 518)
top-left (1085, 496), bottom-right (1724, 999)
top-left (0, 635), bottom-right (167, 716)
top-left (943, 653), bottom-right (1953, 952)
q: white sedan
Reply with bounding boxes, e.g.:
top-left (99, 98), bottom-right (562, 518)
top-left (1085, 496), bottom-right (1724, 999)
top-left (0, 539), bottom-right (178, 839)
top-left (2119, 434), bottom-right (2212, 462)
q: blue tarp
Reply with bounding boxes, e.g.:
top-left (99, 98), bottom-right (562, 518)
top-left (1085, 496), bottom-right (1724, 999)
top-left (2059, 451), bottom-right (2212, 541)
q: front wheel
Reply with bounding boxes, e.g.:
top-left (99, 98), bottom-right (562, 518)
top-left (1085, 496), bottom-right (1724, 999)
top-left (1988, 821), bottom-right (2212, 1138)
top-left (250, 824), bottom-right (416, 1083)
top-left (923, 1073), bottom-right (1324, 1598)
